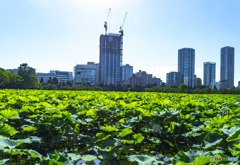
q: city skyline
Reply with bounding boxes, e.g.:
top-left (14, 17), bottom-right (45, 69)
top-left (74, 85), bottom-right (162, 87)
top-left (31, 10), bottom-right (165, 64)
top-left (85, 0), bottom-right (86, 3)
top-left (1, 0), bottom-right (240, 85)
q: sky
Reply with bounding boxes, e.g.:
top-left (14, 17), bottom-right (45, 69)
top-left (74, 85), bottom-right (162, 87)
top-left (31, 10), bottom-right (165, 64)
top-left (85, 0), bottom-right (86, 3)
top-left (0, 0), bottom-right (240, 85)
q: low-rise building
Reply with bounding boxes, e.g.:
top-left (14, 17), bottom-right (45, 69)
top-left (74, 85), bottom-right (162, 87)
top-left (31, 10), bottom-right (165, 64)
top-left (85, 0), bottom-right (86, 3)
top-left (74, 62), bottom-right (99, 86)
top-left (151, 77), bottom-right (162, 87)
top-left (194, 75), bottom-right (202, 87)
top-left (127, 70), bottom-right (152, 87)
top-left (37, 70), bottom-right (73, 83)
top-left (6, 69), bottom-right (18, 74)
top-left (37, 72), bottom-right (56, 83)
top-left (53, 70), bottom-right (73, 83)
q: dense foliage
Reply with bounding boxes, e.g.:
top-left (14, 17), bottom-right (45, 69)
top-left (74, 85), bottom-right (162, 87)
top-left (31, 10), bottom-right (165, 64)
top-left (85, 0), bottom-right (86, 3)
top-left (0, 90), bottom-right (240, 164)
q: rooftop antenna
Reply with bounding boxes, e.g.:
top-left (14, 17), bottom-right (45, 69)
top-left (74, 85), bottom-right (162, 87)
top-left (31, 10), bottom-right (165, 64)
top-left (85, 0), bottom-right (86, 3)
top-left (104, 8), bottom-right (111, 35)
top-left (119, 12), bottom-right (127, 36)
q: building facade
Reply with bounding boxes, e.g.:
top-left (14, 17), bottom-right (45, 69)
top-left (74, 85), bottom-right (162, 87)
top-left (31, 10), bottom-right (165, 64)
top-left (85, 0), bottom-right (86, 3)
top-left (99, 33), bottom-right (123, 86)
top-left (166, 72), bottom-right (183, 87)
top-left (151, 77), bottom-right (162, 87)
top-left (178, 48), bottom-right (195, 88)
top-left (203, 62), bottom-right (216, 87)
top-left (120, 64), bottom-right (133, 85)
top-left (54, 71), bottom-right (73, 83)
top-left (194, 75), bottom-right (202, 87)
top-left (220, 46), bottom-right (234, 88)
top-left (6, 69), bottom-right (18, 74)
top-left (36, 72), bottom-right (56, 83)
top-left (74, 62), bottom-right (99, 86)
top-left (128, 70), bottom-right (152, 87)
top-left (37, 71), bottom-right (73, 83)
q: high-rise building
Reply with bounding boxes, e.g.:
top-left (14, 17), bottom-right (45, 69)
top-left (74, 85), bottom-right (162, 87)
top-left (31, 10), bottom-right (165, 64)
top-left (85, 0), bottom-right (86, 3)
top-left (166, 72), bottom-right (183, 87)
top-left (120, 64), bottom-right (133, 84)
top-left (203, 62), bottom-right (216, 87)
top-left (220, 46), bottom-right (234, 88)
top-left (99, 33), bottom-right (123, 86)
top-left (178, 48), bottom-right (195, 88)
top-left (74, 62), bottom-right (99, 86)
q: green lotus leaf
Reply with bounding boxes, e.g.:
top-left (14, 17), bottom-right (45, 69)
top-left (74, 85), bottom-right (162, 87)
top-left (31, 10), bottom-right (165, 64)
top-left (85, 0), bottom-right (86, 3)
top-left (0, 136), bottom-right (31, 150)
top-left (0, 124), bottom-right (18, 136)
top-left (128, 155), bottom-right (157, 165)
top-left (119, 128), bottom-right (132, 137)
top-left (226, 127), bottom-right (240, 142)
top-left (133, 133), bottom-right (145, 144)
top-left (23, 126), bottom-right (37, 132)
top-left (101, 125), bottom-right (119, 132)
top-left (0, 109), bottom-right (19, 119)
top-left (67, 153), bottom-right (81, 161)
top-left (81, 155), bottom-right (97, 161)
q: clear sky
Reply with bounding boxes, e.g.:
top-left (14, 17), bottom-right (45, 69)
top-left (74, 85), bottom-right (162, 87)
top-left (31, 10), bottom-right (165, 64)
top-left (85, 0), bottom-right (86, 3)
top-left (0, 0), bottom-right (240, 85)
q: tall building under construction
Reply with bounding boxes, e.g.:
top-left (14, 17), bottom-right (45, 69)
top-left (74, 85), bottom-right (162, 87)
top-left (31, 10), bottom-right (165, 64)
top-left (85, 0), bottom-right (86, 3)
top-left (99, 33), bottom-right (123, 86)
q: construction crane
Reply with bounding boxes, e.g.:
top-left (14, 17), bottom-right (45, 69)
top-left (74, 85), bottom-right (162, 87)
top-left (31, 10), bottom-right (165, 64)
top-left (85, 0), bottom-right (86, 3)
top-left (104, 8), bottom-right (111, 35)
top-left (119, 12), bottom-right (127, 36)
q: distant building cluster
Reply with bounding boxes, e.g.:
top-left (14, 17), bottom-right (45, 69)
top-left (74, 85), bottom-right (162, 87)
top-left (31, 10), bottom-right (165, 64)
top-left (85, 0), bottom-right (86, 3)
top-left (166, 46), bottom-right (236, 89)
top-left (31, 32), bottom-right (160, 87)
top-left (5, 33), bottom-right (237, 89)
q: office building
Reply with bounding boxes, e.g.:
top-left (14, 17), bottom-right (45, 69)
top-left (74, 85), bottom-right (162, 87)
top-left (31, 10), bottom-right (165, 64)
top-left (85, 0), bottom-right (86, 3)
top-left (194, 75), bottom-right (202, 87)
top-left (120, 64), bottom-right (133, 85)
top-left (151, 77), bottom-right (162, 87)
top-left (128, 70), bottom-right (152, 87)
top-left (74, 62), bottom-right (99, 86)
top-left (36, 72), bottom-right (56, 83)
top-left (166, 72), bottom-right (183, 87)
top-left (220, 46), bottom-right (234, 88)
top-left (54, 71), bottom-right (73, 83)
top-left (203, 62), bottom-right (216, 87)
top-left (37, 71), bottom-right (73, 83)
top-left (6, 69), bottom-right (18, 74)
top-left (178, 48), bottom-right (195, 88)
top-left (99, 33), bottom-right (122, 86)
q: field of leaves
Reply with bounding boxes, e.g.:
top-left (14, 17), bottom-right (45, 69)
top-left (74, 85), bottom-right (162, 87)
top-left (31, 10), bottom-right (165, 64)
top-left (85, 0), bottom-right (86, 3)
top-left (0, 89), bottom-right (240, 164)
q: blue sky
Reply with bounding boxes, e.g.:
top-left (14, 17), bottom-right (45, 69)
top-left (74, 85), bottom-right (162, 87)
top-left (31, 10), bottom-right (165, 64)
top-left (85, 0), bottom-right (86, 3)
top-left (0, 0), bottom-right (240, 85)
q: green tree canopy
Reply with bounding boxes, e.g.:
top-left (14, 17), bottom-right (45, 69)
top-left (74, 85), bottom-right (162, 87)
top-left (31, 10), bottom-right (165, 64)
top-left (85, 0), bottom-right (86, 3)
top-left (40, 77), bottom-right (44, 84)
top-left (7, 73), bottom-right (23, 89)
top-left (0, 68), bottom-right (9, 88)
top-left (179, 83), bottom-right (188, 93)
top-left (17, 63), bottom-right (39, 89)
top-left (52, 77), bottom-right (59, 85)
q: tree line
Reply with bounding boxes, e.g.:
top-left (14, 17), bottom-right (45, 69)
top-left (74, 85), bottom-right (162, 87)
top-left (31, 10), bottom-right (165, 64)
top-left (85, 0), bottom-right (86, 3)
top-left (1, 63), bottom-right (240, 94)
top-left (0, 63), bottom-right (39, 89)
top-left (0, 63), bottom-right (101, 91)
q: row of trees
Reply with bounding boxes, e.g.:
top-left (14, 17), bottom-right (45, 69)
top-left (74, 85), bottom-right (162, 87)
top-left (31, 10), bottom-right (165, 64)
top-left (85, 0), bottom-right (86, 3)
top-left (0, 63), bottom-right (40, 89)
top-left (1, 63), bottom-right (240, 94)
